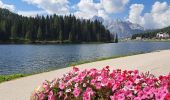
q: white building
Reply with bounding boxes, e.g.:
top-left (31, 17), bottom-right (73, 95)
top-left (156, 32), bottom-right (170, 39)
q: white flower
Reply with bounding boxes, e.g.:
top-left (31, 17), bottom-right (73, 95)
top-left (97, 76), bottom-right (102, 81)
top-left (83, 83), bottom-right (87, 87)
top-left (134, 79), bottom-right (140, 84)
top-left (75, 83), bottom-right (79, 87)
top-left (65, 88), bottom-right (71, 93)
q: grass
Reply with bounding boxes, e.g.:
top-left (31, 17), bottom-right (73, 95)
top-left (0, 52), bottom-right (144, 83)
top-left (69, 52), bottom-right (144, 66)
top-left (0, 74), bottom-right (30, 83)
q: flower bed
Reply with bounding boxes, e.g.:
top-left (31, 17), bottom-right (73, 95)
top-left (31, 66), bottom-right (170, 100)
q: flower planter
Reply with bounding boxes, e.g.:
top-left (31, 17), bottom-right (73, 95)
top-left (31, 66), bottom-right (170, 100)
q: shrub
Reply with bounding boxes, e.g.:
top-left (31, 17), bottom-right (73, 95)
top-left (31, 66), bottom-right (170, 100)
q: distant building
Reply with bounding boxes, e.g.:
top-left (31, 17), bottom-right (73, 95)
top-left (136, 37), bottom-right (142, 40)
top-left (156, 32), bottom-right (170, 39)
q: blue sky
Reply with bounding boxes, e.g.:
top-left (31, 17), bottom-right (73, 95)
top-left (0, 0), bottom-right (170, 29)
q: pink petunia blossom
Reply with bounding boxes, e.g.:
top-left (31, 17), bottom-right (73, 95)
top-left (48, 91), bottom-right (55, 100)
top-left (73, 87), bottom-right (81, 97)
top-left (59, 82), bottom-right (65, 90)
top-left (33, 67), bottom-right (170, 100)
top-left (95, 82), bottom-right (101, 89)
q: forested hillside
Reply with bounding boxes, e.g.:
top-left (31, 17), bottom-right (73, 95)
top-left (0, 8), bottom-right (113, 43)
top-left (132, 26), bottom-right (170, 39)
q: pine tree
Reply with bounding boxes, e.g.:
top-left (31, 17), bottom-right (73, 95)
top-left (59, 30), bottom-right (63, 42)
top-left (25, 31), bottom-right (31, 40)
top-left (115, 34), bottom-right (118, 43)
top-left (11, 25), bottom-right (17, 39)
top-left (69, 32), bottom-right (73, 42)
top-left (0, 8), bottom-right (112, 43)
top-left (37, 26), bottom-right (43, 40)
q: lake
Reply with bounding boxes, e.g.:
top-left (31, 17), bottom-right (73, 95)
top-left (0, 41), bottom-right (170, 75)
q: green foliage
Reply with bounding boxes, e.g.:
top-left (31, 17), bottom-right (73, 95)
top-left (11, 24), bottom-right (17, 39)
top-left (59, 30), bottom-right (63, 42)
top-left (115, 33), bottom-right (118, 43)
top-left (0, 8), bottom-right (113, 43)
top-left (37, 26), bottom-right (43, 40)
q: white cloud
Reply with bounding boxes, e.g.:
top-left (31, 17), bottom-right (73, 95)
top-left (0, 0), bottom-right (15, 11)
top-left (0, 0), bottom-right (129, 20)
top-left (74, 0), bottom-right (129, 20)
top-left (151, 2), bottom-right (168, 14)
top-left (101, 0), bottom-right (129, 13)
top-left (128, 4), bottom-right (144, 24)
top-left (128, 1), bottom-right (170, 29)
top-left (0, 0), bottom-right (47, 17)
top-left (22, 0), bottom-right (70, 15)
top-left (22, 0), bottom-right (129, 20)
top-left (74, 0), bottom-right (101, 19)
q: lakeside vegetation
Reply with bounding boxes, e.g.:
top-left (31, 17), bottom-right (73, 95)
top-left (0, 74), bottom-right (30, 83)
top-left (0, 8), bottom-right (115, 43)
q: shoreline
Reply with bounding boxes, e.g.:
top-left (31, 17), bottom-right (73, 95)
top-left (0, 49), bottom-right (170, 100)
top-left (0, 40), bottom-right (115, 44)
top-left (0, 51), bottom-right (144, 83)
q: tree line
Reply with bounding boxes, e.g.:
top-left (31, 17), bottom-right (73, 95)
top-left (132, 26), bottom-right (170, 39)
top-left (0, 8), bottom-right (113, 43)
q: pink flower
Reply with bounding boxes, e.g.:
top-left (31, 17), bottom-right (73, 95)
top-left (89, 68), bottom-right (97, 77)
top-left (110, 95), bottom-right (115, 100)
top-left (101, 78), bottom-right (108, 86)
top-left (59, 82), bottom-right (65, 90)
top-left (83, 92), bottom-right (90, 100)
top-left (73, 87), bottom-right (81, 97)
top-left (125, 80), bottom-right (133, 89)
top-left (95, 82), bottom-right (101, 89)
top-left (116, 74), bottom-right (124, 82)
top-left (42, 82), bottom-right (50, 93)
top-left (137, 91), bottom-right (144, 98)
top-left (117, 93), bottom-right (125, 100)
top-left (155, 93), bottom-right (165, 100)
top-left (165, 93), bottom-right (170, 100)
top-left (134, 70), bottom-right (139, 75)
top-left (87, 87), bottom-right (95, 96)
top-left (90, 79), bottom-right (96, 85)
top-left (34, 67), bottom-right (170, 100)
top-left (58, 91), bottom-right (63, 98)
top-left (38, 93), bottom-right (45, 100)
top-left (134, 97), bottom-right (141, 100)
top-left (73, 66), bottom-right (79, 72)
top-left (112, 83), bottom-right (119, 92)
top-left (64, 94), bottom-right (68, 100)
top-left (48, 91), bottom-right (55, 100)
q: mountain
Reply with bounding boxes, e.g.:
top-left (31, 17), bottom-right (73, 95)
top-left (106, 19), bottom-right (145, 38)
top-left (91, 16), bottom-right (145, 38)
top-left (91, 16), bottom-right (104, 22)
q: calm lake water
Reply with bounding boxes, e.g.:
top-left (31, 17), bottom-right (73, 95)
top-left (0, 41), bottom-right (170, 75)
